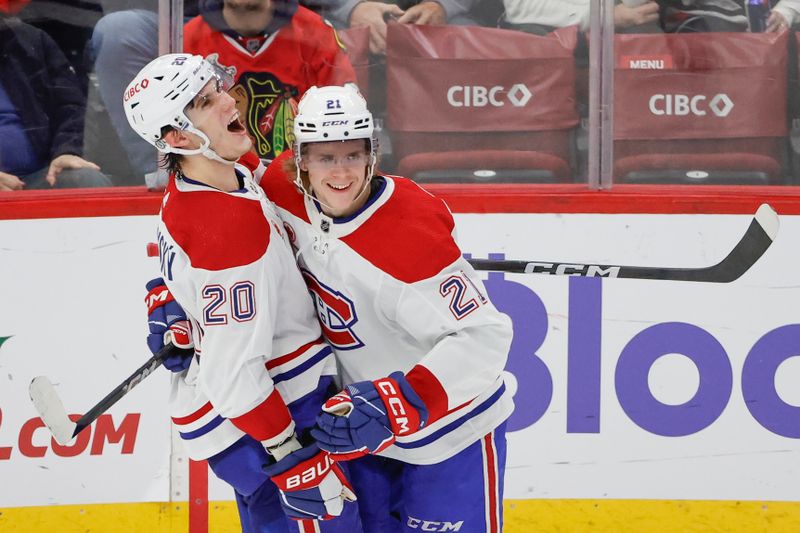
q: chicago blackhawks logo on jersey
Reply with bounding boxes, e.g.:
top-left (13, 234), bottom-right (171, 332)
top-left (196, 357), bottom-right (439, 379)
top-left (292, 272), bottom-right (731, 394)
top-left (228, 73), bottom-right (299, 160)
top-left (301, 269), bottom-right (363, 350)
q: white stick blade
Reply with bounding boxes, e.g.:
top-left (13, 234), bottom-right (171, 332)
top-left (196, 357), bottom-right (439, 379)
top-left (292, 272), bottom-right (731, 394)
top-left (755, 203), bottom-right (779, 241)
top-left (29, 376), bottom-right (77, 445)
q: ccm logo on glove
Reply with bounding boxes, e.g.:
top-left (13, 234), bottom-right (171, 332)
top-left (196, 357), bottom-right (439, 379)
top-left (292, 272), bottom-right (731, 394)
top-left (146, 286), bottom-right (173, 309)
top-left (376, 379), bottom-right (413, 435)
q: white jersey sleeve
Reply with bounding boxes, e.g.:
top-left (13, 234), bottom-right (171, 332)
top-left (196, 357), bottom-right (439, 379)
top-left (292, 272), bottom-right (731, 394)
top-left (383, 259), bottom-right (512, 421)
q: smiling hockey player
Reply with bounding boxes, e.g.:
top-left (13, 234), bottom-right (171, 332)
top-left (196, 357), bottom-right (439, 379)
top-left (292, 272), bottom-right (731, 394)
top-left (261, 85), bottom-right (514, 532)
top-left (124, 55), bottom-right (363, 532)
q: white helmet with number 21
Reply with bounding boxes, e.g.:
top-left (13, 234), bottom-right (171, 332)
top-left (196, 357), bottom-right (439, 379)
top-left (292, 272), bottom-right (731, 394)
top-left (292, 84), bottom-right (376, 192)
top-left (293, 84), bottom-right (374, 147)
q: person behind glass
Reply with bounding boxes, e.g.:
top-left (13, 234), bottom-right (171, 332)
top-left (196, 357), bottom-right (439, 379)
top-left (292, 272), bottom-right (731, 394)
top-left (654, 0), bottom-right (800, 33)
top-left (124, 54), bottom-right (363, 531)
top-left (501, 0), bottom-right (661, 36)
top-left (0, 9), bottom-right (110, 191)
top-left (764, 0), bottom-right (800, 31)
top-left (325, 0), bottom-right (481, 55)
top-left (183, 0), bottom-right (357, 164)
top-left (92, 0), bottom-right (355, 187)
top-left (91, 0), bottom-right (198, 187)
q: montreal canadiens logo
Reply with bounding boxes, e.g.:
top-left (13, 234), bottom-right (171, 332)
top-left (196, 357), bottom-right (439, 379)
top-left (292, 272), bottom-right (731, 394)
top-left (301, 269), bottom-right (363, 350)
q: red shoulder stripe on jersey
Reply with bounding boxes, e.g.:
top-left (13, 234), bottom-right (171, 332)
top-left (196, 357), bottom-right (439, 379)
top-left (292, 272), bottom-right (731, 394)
top-left (260, 151), bottom-right (310, 223)
top-left (162, 182), bottom-right (270, 271)
top-left (229, 388), bottom-right (292, 442)
top-left (341, 177), bottom-right (461, 284)
top-left (406, 365), bottom-right (449, 424)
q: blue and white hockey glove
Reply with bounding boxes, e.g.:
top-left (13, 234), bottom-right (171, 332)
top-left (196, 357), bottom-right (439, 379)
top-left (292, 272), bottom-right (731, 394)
top-left (311, 372), bottom-right (429, 460)
top-left (145, 277), bottom-right (194, 372)
top-left (262, 442), bottom-right (356, 521)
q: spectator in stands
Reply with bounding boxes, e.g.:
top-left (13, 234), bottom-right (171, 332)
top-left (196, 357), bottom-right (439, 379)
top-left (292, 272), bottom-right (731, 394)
top-left (183, 0), bottom-right (356, 162)
top-left (766, 0), bottom-right (800, 30)
top-left (0, 0), bottom-right (28, 17)
top-left (91, 0), bottom-right (197, 187)
top-left (501, 0), bottom-right (660, 35)
top-left (91, 0), bottom-right (353, 186)
top-left (0, 12), bottom-right (111, 190)
top-left (502, 0), bottom-right (800, 34)
top-left (325, 0), bottom-right (481, 54)
top-left (658, 0), bottom-right (800, 32)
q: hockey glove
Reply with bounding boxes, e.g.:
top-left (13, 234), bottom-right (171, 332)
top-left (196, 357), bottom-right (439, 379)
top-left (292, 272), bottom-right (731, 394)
top-left (145, 277), bottom-right (194, 372)
top-left (311, 372), bottom-right (429, 460)
top-left (262, 442), bottom-right (356, 521)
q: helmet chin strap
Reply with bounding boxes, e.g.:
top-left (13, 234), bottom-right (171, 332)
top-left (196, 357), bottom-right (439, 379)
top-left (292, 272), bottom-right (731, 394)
top-left (166, 126), bottom-right (237, 166)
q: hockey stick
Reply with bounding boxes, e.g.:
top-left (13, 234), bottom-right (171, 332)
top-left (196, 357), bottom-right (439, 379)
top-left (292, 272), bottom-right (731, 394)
top-left (29, 343), bottom-right (193, 445)
top-left (466, 203), bottom-right (778, 283)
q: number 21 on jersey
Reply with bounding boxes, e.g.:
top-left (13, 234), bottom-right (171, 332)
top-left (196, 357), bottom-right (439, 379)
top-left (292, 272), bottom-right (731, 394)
top-left (439, 271), bottom-right (487, 320)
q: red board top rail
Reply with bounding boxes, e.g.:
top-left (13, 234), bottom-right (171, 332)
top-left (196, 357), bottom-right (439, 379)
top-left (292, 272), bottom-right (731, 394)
top-left (2, 184), bottom-right (800, 220)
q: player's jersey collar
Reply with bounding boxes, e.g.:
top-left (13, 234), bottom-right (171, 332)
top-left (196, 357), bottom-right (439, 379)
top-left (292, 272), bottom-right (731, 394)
top-left (306, 175), bottom-right (393, 237)
top-left (174, 166), bottom-right (254, 196)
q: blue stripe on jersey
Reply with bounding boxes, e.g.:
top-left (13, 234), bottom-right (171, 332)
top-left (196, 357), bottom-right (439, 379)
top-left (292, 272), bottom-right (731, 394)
top-left (180, 415), bottom-right (226, 440)
top-left (271, 345), bottom-right (333, 384)
top-left (393, 383), bottom-right (506, 449)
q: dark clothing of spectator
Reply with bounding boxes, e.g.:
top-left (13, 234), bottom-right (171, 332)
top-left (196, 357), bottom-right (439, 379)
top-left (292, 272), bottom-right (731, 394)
top-left (0, 16), bottom-right (85, 170)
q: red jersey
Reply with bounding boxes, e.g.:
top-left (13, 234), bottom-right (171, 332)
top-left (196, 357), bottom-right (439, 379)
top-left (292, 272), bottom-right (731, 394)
top-left (184, 6), bottom-right (357, 160)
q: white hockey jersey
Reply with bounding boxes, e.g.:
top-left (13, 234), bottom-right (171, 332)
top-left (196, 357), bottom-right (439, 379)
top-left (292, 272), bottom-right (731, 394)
top-left (155, 161), bottom-right (336, 460)
top-left (259, 152), bottom-right (514, 465)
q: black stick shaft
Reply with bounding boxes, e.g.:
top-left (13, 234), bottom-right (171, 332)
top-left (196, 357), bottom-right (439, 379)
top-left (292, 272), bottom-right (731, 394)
top-left (72, 343), bottom-right (193, 438)
top-left (466, 214), bottom-right (773, 283)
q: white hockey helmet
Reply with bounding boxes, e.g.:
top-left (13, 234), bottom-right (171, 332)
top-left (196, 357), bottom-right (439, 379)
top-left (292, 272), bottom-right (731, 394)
top-left (293, 84), bottom-right (375, 158)
top-left (123, 53), bottom-right (234, 163)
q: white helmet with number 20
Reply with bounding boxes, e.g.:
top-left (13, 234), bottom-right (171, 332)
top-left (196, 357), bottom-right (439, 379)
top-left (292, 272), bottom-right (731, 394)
top-left (123, 53), bottom-right (234, 163)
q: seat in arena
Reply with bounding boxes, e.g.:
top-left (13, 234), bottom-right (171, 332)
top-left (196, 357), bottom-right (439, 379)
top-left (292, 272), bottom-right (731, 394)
top-left (614, 30), bottom-right (790, 185)
top-left (386, 24), bottom-right (580, 183)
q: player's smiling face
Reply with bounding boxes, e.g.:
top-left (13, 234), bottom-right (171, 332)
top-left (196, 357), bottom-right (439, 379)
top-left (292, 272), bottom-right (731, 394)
top-left (184, 78), bottom-right (250, 159)
top-left (302, 140), bottom-right (371, 218)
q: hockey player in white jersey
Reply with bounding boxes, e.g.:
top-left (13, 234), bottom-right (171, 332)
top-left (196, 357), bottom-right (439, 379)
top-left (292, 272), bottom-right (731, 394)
top-left (258, 85), bottom-right (514, 532)
top-left (124, 55), bottom-right (363, 532)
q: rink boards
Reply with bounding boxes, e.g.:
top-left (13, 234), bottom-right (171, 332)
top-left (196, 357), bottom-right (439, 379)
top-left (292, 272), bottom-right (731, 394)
top-left (0, 206), bottom-right (798, 532)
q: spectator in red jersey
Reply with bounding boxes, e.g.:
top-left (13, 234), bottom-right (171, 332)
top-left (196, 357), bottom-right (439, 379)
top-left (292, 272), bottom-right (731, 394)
top-left (0, 0), bottom-right (29, 14)
top-left (183, 0), bottom-right (357, 162)
top-left (92, 0), bottom-right (356, 187)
